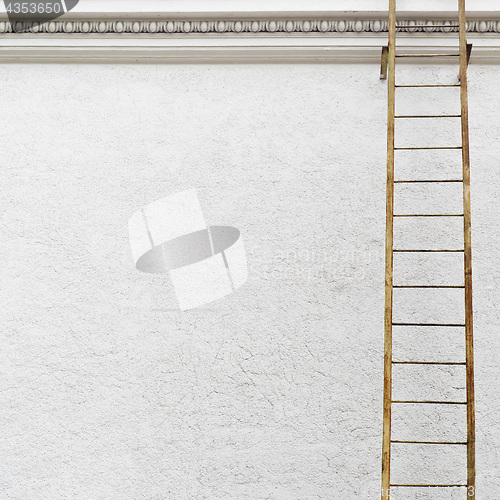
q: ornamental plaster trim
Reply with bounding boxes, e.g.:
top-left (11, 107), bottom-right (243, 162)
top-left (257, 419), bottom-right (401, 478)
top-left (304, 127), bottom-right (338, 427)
top-left (1, 16), bottom-right (500, 62)
top-left (1, 18), bottom-right (500, 35)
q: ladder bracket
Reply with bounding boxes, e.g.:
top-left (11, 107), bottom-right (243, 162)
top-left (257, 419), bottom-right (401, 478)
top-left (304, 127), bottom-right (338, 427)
top-left (467, 43), bottom-right (473, 66)
top-left (380, 46), bottom-right (389, 80)
top-left (459, 44), bottom-right (473, 83)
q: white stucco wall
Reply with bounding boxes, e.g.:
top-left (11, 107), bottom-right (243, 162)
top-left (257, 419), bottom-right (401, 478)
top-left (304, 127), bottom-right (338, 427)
top-left (1, 59), bottom-right (500, 499)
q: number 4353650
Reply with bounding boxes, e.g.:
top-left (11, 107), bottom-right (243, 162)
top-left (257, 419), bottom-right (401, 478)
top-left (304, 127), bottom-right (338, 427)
top-left (6, 3), bottom-right (62, 14)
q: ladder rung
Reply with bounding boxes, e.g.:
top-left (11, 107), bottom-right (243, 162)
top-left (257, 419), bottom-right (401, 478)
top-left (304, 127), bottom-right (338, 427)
top-left (393, 285), bottom-right (465, 288)
top-left (395, 115), bottom-right (461, 118)
top-left (392, 400), bottom-right (467, 405)
top-left (394, 180), bottom-right (463, 183)
top-left (391, 484), bottom-right (467, 488)
top-left (396, 84), bottom-right (460, 88)
top-left (396, 53), bottom-right (460, 58)
top-left (393, 323), bottom-right (466, 327)
top-left (391, 440), bottom-right (467, 444)
top-left (393, 249), bottom-right (464, 253)
top-left (393, 214), bottom-right (464, 217)
top-left (395, 147), bottom-right (462, 150)
top-left (392, 361), bottom-right (466, 365)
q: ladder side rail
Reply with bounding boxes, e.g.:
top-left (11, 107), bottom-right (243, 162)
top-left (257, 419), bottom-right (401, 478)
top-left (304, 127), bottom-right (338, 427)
top-left (382, 0), bottom-right (396, 497)
top-left (458, 0), bottom-right (476, 497)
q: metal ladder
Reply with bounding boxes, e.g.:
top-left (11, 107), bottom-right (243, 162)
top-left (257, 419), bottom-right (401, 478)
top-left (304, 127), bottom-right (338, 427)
top-left (382, 0), bottom-right (475, 498)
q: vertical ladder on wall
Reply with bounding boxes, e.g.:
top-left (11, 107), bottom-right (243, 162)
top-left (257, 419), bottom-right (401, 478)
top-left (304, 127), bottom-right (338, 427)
top-left (382, 0), bottom-right (475, 498)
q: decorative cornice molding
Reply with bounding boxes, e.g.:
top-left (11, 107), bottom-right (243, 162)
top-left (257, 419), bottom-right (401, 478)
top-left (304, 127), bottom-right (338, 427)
top-left (0, 15), bottom-right (500, 63)
top-left (1, 18), bottom-right (500, 35)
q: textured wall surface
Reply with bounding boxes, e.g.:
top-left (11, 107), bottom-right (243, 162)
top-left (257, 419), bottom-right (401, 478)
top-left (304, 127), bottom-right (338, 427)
top-left (0, 61), bottom-right (499, 499)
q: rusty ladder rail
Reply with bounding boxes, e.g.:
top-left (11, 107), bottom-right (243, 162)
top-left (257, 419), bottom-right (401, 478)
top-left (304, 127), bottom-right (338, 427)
top-left (381, 0), bottom-right (475, 498)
